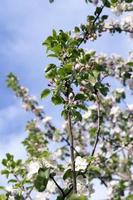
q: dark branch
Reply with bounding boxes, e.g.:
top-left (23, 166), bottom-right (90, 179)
top-left (50, 175), bottom-right (65, 198)
top-left (62, 136), bottom-right (80, 156)
top-left (91, 93), bottom-right (101, 157)
top-left (77, 4), bottom-right (105, 47)
top-left (67, 110), bottom-right (77, 193)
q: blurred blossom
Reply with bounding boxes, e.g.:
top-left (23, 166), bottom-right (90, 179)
top-left (75, 156), bottom-right (88, 171)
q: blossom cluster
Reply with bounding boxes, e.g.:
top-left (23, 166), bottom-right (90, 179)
top-left (104, 15), bottom-right (133, 38)
top-left (111, 2), bottom-right (133, 15)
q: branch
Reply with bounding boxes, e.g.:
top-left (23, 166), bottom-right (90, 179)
top-left (98, 176), bottom-right (107, 187)
top-left (62, 136), bottom-right (80, 156)
top-left (91, 93), bottom-right (101, 157)
top-left (50, 175), bottom-right (65, 198)
top-left (64, 186), bottom-right (73, 197)
top-left (67, 110), bottom-right (77, 193)
top-left (77, 4), bottom-right (104, 47)
top-left (25, 186), bottom-right (34, 200)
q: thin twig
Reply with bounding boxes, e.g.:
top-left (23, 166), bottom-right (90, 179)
top-left (14, 175), bottom-right (33, 200)
top-left (50, 175), bottom-right (65, 198)
top-left (76, 4), bottom-right (105, 48)
top-left (25, 186), bottom-right (34, 200)
top-left (98, 176), bottom-right (107, 187)
top-left (62, 136), bottom-right (80, 156)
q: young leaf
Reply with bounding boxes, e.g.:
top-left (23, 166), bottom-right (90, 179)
top-left (52, 95), bottom-right (64, 105)
top-left (41, 89), bottom-right (51, 99)
top-left (34, 168), bottom-right (50, 192)
top-left (75, 93), bottom-right (86, 101)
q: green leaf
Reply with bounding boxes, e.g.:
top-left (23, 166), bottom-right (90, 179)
top-left (52, 95), bottom-right (64, 105)
top-left (63, 169), bottom-right (72, 180)
top-left (15, 195), bottom-right (25, 200)
top-left (87, 15), bottom-right (95, 21)
top-left (0, 195), bottom-right (6, 200)
top-left (126, 195), bottom-right (133, 200)
top-left (101, 15), bottom-right (108, 20)
top-left (125, 0), bottom-right (132, 2)
top-left (6, 153), bottom-right (14, 161)
top-left (8, 179), bottom-right (17, 183)
top-left (34, 168), bottom-right (50, 192)
top-left (61, 110), bottom-right (68, 120)
top-left (111, 0), bottom-right (118, 3)
top-left (45, 68), bottom-right (57, 79)
top-left (95, 64), bottom-right (105, 71)
top-left (2, 159), bottom-right (7, 166)
top-left (1, 169), bottom-right (10, 177)
top-left (52, 29), bottom-right (57, 38)
top-left (95, 6), bottom-right (103, 15)
top-left (56, 196), bottom-right (63, 200)
top-left (95, 83), bottom-right (109, 96)
top-left (127, 62), bottom-right (133, 66)
top-left (45, 64), bottom-right (56, 73)
top-left (58, 63), bottom-right (72, 76)
top-left (89, 165), bottom-right (101, 176)
top-left (0, 186), bottom-right (5, 191)
top-left (74, 26), bottom-right (80, 33)
top-left (41, 89), bottom-right (51, 99)
top-left (69, 194), bottom-right (87, 200)
top-left (48, 53), bottom-right (58, 58)
top-left (102, 0), bottom-right (111, 7)
top-left (76, 104), bottom-right (88, 111)
top-left (75, 93), bottom-right (86, 101)
top-left (73, 110), bottom-right (82, 121)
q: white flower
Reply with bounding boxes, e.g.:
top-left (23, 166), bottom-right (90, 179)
top-left (36, 106), bottom-right (44, 110)
top-left (54, 149), bottom-right (62, 158)
top-left (74, 63), bottom-right (81, 70)
top-left (95, 53), bottom-right (107, 65)
top-left (83, 110), bottom-right (91, 119)
top-left (8, 196), bottom-right (15, 200)
top-left (89, 104), bottom-right (97, 110)
top-left (127, 104), bottom-right (133, 112)
top-left (42, 159), bottom-right (56, 169)
top-left (22, 102), bottom-right (30, 111)
top-left (107, 181), bottom-right (116, 198)
top-left (6, 186), bottom-right (13, 192)
top-left (42, 116), bottom-right (52, 124)
top-left (75, 156), bottom-right (88, 171)
top-left (111, 4), bottom-right (123, 15)
top-left (69, 93), bottom-right (74, 100)
top-left (62, 121), bottom-right (68, 130)
top-left (75, 146), bottom-right (81, 152)
top-left (116, 88), bottom-right (124, 93)
top-left (81, 80), bottom-right (88, 85)
top-left (35, 191), bottom-right (50, 200)
top-left (6, 186), bottom-right (19, 196)
top-left (47, 180), bottom-right (56, 193)
top-left (110, 106), bottom-right (121, 116)
top-left (20, 86), bottom-right (29, 94)
top-left (121, 131), bottom-right (126, 137)
top-left (114, 126), bottom-right (121, 133)
top-left (27, 161), bottom-right (40, 179)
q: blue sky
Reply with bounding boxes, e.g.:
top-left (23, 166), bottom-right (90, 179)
top-left (0, 0), bottom-right (132, 199)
